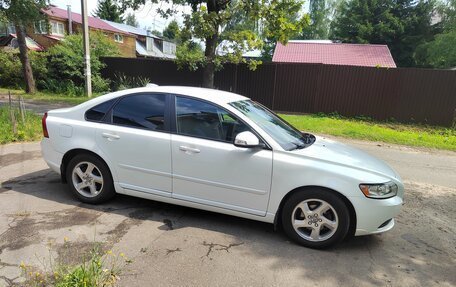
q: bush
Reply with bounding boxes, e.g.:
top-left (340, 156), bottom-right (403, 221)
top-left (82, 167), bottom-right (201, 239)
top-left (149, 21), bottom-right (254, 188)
top-left (112, 72), bottom-right (150, 91)
top-left (45, 32), bottom-right (119, 94)
top-left (0, 49), bottom-right (23, 88)
top-left (0, 32), bottom-right (119, 95)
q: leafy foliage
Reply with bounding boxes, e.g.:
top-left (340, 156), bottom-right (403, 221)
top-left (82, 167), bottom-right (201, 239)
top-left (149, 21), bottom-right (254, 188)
top-left (0, 32), bottom-right (119, 95)
top-left (0, 106), bottom-right (42, 144)
top-left (163, 19), bottom-right (180, 40)
top-left (0, 0), bottom-right (49, 93)
top-left (300, 0), bottom-right (331, 39)
top-left (330, 0), bottom-right (435, 67)
top-left (45, 32), bottom-right (119, 94)
top-left (416, 0), bottom-right (456, 68)
top-left (124, 12), bottom-right (139, 27)
top-left (0, 0), bottom-right (48, 25)
top-left (0, 49), bottom-right (22, 88)
top-left (112, 72), bottom-right (151, 90)
top-left (93, 0), bottom-right (124, 23)
top-left (119, 0), bottom-right (307, 87)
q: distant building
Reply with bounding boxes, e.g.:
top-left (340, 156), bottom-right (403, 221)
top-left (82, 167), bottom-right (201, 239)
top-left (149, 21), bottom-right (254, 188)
top-left (273, 40), bottom-right (396, 68)
top-left (103, 20), bottom-right (176, 59)
top-left (0, 23), bottom-right (44, 51)
top-left (24, 5), bottom-right (136, 57)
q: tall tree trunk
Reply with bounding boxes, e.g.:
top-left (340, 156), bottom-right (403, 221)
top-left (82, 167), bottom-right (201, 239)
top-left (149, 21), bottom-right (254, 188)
top-left (202, 0), bottom-right (219, 89)
top-left (15, 24), bottom-right (36, 94)
top-left (202, 33), bottom-right (218, 88)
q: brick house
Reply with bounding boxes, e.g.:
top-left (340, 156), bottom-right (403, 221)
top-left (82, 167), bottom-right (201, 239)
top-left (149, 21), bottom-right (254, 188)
top-left (27, 6), bottom-right (136, 58)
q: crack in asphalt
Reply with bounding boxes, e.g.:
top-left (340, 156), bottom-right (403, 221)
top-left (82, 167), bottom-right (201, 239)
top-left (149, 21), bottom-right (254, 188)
top-left (165, 248), bottom-right (182, 255)
top-left (201, 241), bottom-right (244, 260)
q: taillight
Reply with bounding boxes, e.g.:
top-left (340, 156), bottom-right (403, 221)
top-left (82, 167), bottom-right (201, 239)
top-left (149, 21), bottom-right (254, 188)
top-left (42, 112), bottom-right (49, 138)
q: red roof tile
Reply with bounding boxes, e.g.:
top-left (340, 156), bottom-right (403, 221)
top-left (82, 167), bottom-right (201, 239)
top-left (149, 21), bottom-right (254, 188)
top-left (42, 6), bottom-right (128, 35)
top-left (272, 41), bottom-right (396, 68)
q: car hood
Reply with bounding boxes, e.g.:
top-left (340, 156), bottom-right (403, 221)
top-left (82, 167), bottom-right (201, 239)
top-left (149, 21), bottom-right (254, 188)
top-left (291, 136), bottom-right (399, 180)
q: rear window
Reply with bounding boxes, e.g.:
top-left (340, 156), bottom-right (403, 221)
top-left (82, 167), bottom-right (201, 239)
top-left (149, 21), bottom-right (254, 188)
top-left (85, 99), bottom-right (116, 122)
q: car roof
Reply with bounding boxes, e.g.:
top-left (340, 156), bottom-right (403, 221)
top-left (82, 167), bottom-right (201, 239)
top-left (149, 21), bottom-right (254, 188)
top-left (93, 86), bottom-right (249, 107)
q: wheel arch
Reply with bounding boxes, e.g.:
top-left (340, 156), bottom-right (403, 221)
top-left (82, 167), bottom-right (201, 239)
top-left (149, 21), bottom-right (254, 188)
top-left (274, 185), bottom-right (357, 237)
top-left (60, 149), bottom-right (112, 184)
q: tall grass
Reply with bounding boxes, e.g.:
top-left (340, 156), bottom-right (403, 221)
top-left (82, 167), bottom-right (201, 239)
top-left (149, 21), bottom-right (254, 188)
top-left (0, 106), bottom-right (42, 144)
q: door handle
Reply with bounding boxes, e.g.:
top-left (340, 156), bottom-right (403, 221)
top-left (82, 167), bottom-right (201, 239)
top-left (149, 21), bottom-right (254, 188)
top-left (179, 146), bottom-right (200, 154)
top-left (102, 132), bottom-right (120, 140)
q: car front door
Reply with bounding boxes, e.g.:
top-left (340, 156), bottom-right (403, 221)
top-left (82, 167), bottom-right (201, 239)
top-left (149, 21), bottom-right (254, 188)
top-left (95, 93), bottom-right (172, 197)
top-left (170, 96), bottom-right (273, 216)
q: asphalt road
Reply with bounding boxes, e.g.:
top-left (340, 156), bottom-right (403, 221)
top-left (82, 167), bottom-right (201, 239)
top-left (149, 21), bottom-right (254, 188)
top-left (0, 138), bottom-right (455, 286)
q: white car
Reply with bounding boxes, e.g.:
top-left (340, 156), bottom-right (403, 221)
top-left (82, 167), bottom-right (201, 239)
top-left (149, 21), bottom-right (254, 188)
top-left (41, 86), bottom-right (404, 248)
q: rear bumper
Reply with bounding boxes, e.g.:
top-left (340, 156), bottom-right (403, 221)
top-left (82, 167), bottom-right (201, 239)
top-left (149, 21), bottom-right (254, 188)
top-left (350, 195), bottom-right (403, 236)
top-left (40, 138), bottom-right (63, 175)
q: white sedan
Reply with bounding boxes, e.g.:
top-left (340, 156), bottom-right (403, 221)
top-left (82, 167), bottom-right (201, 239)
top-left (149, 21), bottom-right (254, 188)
top-left (41, 86), bottom-right (404, 248)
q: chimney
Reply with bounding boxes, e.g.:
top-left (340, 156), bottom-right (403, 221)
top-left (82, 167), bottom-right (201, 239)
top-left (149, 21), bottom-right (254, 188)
top-left (67, 5), bottom-right (73, 34)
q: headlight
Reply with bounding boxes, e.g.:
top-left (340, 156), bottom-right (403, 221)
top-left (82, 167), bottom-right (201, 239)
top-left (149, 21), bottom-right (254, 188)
top-left (359, 182), bottom-right (398, 199)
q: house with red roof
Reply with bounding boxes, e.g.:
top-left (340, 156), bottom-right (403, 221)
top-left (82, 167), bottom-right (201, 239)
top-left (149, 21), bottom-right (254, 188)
top-left (26, 5), bottom-right (136, 58)
top-left (272, 40), bottom-right (396, 68)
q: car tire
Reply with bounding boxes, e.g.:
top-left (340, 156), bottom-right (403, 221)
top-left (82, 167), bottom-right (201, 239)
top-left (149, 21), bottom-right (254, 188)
top-left (281, 188), bottom-right (350, 249)
top-left (66, 153), bottom-right (115, 204)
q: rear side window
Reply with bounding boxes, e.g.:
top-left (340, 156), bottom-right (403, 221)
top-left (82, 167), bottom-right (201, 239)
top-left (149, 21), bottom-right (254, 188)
top-left (112, 94), bottom-right (166, 131)
top-left (85, 99), bottom-right (116, 122)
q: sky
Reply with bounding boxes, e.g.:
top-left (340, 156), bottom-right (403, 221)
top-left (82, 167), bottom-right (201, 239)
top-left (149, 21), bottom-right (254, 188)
top-left (50, 0), bottom-right (186, 32)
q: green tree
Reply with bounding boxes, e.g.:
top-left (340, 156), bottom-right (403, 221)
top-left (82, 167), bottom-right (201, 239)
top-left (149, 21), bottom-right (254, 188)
top-left (330, 0), bottom-right (435, 67)
top-left (125, 12), bottom-right (139, 27)
top-left (163, 20), bottom-right (180, 40)
top-left (415, 0), bottom-right (456, 68)
top-left (120, 0), bottom-right (307, 88)
top-left (94, 0), bottom-right (124, 23)
top-left (0, 0), bottom-right (49, 94)
top-left (300, 0), bottom-right (331, 39)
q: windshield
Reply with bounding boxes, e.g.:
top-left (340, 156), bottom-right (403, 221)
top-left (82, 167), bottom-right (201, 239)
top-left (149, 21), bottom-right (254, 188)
top-left (229, 100), bottom-right (315, 151)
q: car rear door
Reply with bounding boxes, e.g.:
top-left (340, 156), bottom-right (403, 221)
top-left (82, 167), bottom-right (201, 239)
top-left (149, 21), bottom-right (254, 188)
top-left (94, 93), bottom-right (173, 197)
top-left (170, 96), bottom-right (273, 216)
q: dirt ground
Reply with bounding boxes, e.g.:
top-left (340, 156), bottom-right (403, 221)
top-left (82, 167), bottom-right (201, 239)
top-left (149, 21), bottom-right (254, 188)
top-left (0, 138), bottom-right (455, 287)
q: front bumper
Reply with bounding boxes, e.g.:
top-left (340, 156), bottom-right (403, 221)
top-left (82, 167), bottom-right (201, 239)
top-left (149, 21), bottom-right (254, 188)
top-left (350, 195), bottom-right (403, 236)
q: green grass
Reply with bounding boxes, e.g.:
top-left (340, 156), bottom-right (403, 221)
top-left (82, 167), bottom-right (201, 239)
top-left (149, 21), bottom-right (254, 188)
top-left (281, 113), bottom-right (456, 151)
top-left (20, 241), bottom-right (130, 287)
top-left (0, 88), bottom-right (93, 105)
top-left (0, 106), bottom-right (42, 144)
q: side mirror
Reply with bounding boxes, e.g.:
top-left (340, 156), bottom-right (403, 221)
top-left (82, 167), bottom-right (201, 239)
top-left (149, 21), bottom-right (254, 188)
top-left (234, 131), bottom-right (263, 148)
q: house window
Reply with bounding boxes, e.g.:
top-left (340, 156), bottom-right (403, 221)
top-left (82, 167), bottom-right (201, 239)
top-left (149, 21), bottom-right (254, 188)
top-left (34, 20), bottom-right (47, 34)
top-left (0, 22), bottom-right (16, 35)
top-left (163, 41), bottom-right (176, 55)
top-left (50, 21), bottom-right (65, 36)
top-left (146, 37), bottom-right (154, 51)
top-left (114, 34), bottom-right (123, 43)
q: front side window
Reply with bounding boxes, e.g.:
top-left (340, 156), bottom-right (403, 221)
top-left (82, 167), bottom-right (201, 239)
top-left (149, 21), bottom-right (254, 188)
top-left (34, 20), bottom-right (47, 34)
top-left (175, 96), bottom-right (249, 142)
top-left (50, 21), bottom-right (65, 35)
top-left (230, 100), bottom-right (315, 150)
top-left (112, 94), bottom-right (166, 131)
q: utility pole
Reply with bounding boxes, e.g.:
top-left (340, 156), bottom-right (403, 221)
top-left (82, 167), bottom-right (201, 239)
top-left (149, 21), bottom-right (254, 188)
top-left (81, 0), bottom-right (92, 97)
